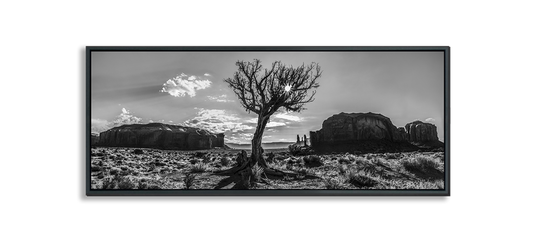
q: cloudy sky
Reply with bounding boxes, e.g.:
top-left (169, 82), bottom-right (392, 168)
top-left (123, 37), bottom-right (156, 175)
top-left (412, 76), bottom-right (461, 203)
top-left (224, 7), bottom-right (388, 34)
top-left (91, 51), bottom-right (444, 143)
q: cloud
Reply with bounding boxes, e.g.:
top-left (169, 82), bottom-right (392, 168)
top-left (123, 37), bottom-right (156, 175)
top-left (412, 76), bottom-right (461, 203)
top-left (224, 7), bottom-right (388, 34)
top-left (91, 118), bottom-right (110, 133)
top-left (266, 121), bottom-right (286, 128)
top-left (425, 117), bottom-right (436, 122)
top-left (91, 108), bottom-right (143, 133)
top-left (183, 108), bottom-right (254, 134)
top-left (204, 73), bottom-right (211, 77)
top-left (113, 108), bottom-right (142, 126)
top-left (160, 73), bottom-right (212, 97)
top-left (274, 112), bottom-right (303, 122)
top-left (207, 94), bottom-right (234, 103)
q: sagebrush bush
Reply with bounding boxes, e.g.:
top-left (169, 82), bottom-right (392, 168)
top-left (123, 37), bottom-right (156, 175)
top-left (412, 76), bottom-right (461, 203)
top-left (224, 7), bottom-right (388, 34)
top-left (189, 158), bottom-right (201, 165)
top-left (303, 155), bottom-right (323, 167)
top-left (338, 156), bottom-right (351, 164)
top-left (190, 163), bottom-right (208, 173)
top-left (323, 177), bottom-right (344, 189)
top-left (137, 180), bottom-right (148, 189)
top-left (345, 170), bottom-right (379, 188)
top-left (91, 165), bottom-right (102, 172)
top-left (402, 156), bottom-right (440, 173)
top-left (338, 165), bottom-right (349, 175)
top-left (116, 176), bottom-right (136, 189)
top-left (220, 157), bottom-right (231, 166)
top-left (101, 177), bottom-right (115, 189)
top-left (371, 157), bottom-right (386, 166)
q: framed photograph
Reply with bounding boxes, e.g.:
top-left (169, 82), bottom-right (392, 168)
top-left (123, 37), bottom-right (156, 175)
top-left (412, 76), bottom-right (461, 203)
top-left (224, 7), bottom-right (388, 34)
top-left (86, 46), bottom-right (450, 196)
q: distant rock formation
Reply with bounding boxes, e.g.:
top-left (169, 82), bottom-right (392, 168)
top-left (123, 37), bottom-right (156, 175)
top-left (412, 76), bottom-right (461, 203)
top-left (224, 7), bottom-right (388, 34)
top-left (289, 134), bottom-right (314, 155)
top-left (309, 112), bottom-right (442, 153)
top-left (90, 133), bottom-right (100, 146)
top-left (405, 121), bottom-right (439, 142)
top-left (310, 112), bottom-right (407, 143)
top-left (97, 123), bottom-right (224, 150)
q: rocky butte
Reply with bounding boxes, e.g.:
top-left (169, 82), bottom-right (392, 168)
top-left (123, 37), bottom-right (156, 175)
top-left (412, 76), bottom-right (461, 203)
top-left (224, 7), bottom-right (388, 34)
top-left (308, 112), bottom-right (443, 153)
top-left (96, 123), bottom-right (224, 150)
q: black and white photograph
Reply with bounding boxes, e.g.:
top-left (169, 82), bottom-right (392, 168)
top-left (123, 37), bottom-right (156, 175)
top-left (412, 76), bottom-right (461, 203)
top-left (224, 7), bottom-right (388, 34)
top-left (88, 47), bottom-right (449, 194)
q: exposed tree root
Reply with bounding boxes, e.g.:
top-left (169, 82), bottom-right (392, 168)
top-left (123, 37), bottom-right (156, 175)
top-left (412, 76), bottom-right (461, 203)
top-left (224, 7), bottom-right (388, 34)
top-left (213, 150), bottom-right (319, 189)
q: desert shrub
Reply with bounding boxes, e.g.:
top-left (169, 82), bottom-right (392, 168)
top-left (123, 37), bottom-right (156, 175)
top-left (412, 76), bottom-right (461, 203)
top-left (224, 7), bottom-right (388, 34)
top-left (116, 176), bottom-right (136, 189)
top-left (189, 158), bottom-right (201, 165)
top-left (183, 173), bottom-right (196, 189)
top-left (402, 156), bottom-right (440, 173)
top-left (323, 177), bottom-right (344, 189)
top-left (303, 155), bottom-right (323, 167)
top-left (109, 168), bottom-right (120, 175)
top-left (371, 157), bottom-right (386, 166)
top-left (220, 157), bottom-right (231, 166)
top-left (338, 156), bottom-right (351, 164)
top-left (338, 165), bottom-right (349, 175)
top-left (101, 177), bottom-right (115, 189)
top-left (137, 180), bottom-right (149, 189)
top-left (190, 163), bottom-right (209, 173)
top-left (345, 170), bottom-right (379, 188)
top-left (266, 152), bottom-right (276, 163)
top-left (430, 152), bottom-right (445, 163)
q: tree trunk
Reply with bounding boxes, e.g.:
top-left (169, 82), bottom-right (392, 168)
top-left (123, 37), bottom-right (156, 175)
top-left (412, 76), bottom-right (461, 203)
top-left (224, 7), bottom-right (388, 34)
top-left (250, 114), bottom-right (270, 168)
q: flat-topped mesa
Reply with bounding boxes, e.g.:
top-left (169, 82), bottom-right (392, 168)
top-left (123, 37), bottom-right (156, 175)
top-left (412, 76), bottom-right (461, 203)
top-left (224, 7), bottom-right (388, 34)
top-left (405, 120), bottom-right (439, 142)
top-left (310, 112), bottom-right (408, 144)
top-left (97, 123), bottom-right (224, 150)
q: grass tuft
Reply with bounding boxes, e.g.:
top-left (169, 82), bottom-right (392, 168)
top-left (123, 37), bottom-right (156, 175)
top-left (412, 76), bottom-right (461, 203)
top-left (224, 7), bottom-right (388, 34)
top-left (402, 156), bottom-right (440, 173)
top-left (345, 170), bottom-right (379, 188)
top-left (183, 173), bottom-right (196, 189)
top-left (190, 163), bottom-right (208, 173)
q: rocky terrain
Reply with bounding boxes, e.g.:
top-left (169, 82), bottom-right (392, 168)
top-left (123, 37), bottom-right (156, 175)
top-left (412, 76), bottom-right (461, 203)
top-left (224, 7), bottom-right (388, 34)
top-left (90, 147), bottom-right (444, 190)
top-left (97, 123), bottom-right (224, 150)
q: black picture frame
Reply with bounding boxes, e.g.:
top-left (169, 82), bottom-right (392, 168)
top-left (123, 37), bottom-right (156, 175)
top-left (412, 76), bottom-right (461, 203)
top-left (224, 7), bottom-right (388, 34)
top-left (84, 43), bottom-right (454, 198)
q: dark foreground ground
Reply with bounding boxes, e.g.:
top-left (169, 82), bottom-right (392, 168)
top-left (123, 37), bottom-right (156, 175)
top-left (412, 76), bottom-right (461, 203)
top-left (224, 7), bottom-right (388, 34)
top-left (90, 147), bottom-right (445, 190)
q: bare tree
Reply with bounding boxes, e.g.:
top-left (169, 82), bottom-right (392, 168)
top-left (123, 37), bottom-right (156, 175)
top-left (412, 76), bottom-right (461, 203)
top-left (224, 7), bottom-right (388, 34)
top-left (223, 59), bottom-right (321, 175)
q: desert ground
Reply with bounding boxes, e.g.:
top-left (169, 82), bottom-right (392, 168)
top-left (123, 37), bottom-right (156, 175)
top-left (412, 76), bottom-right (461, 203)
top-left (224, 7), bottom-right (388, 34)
top-left (90, 147), bottom-right (444, 190)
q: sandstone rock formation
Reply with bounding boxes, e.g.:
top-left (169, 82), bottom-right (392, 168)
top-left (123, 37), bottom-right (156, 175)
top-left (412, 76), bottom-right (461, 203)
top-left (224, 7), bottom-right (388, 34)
top-left (310, 112), bottom-right (408, 144)
top-left (289, 134), bottom-right (313, 155)
top-left (98, 123), bottom-right (224, 150)
top-left (309, 112), bottom-right (441, 153)
top-left (405, 121), bottom-right (439, 142)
